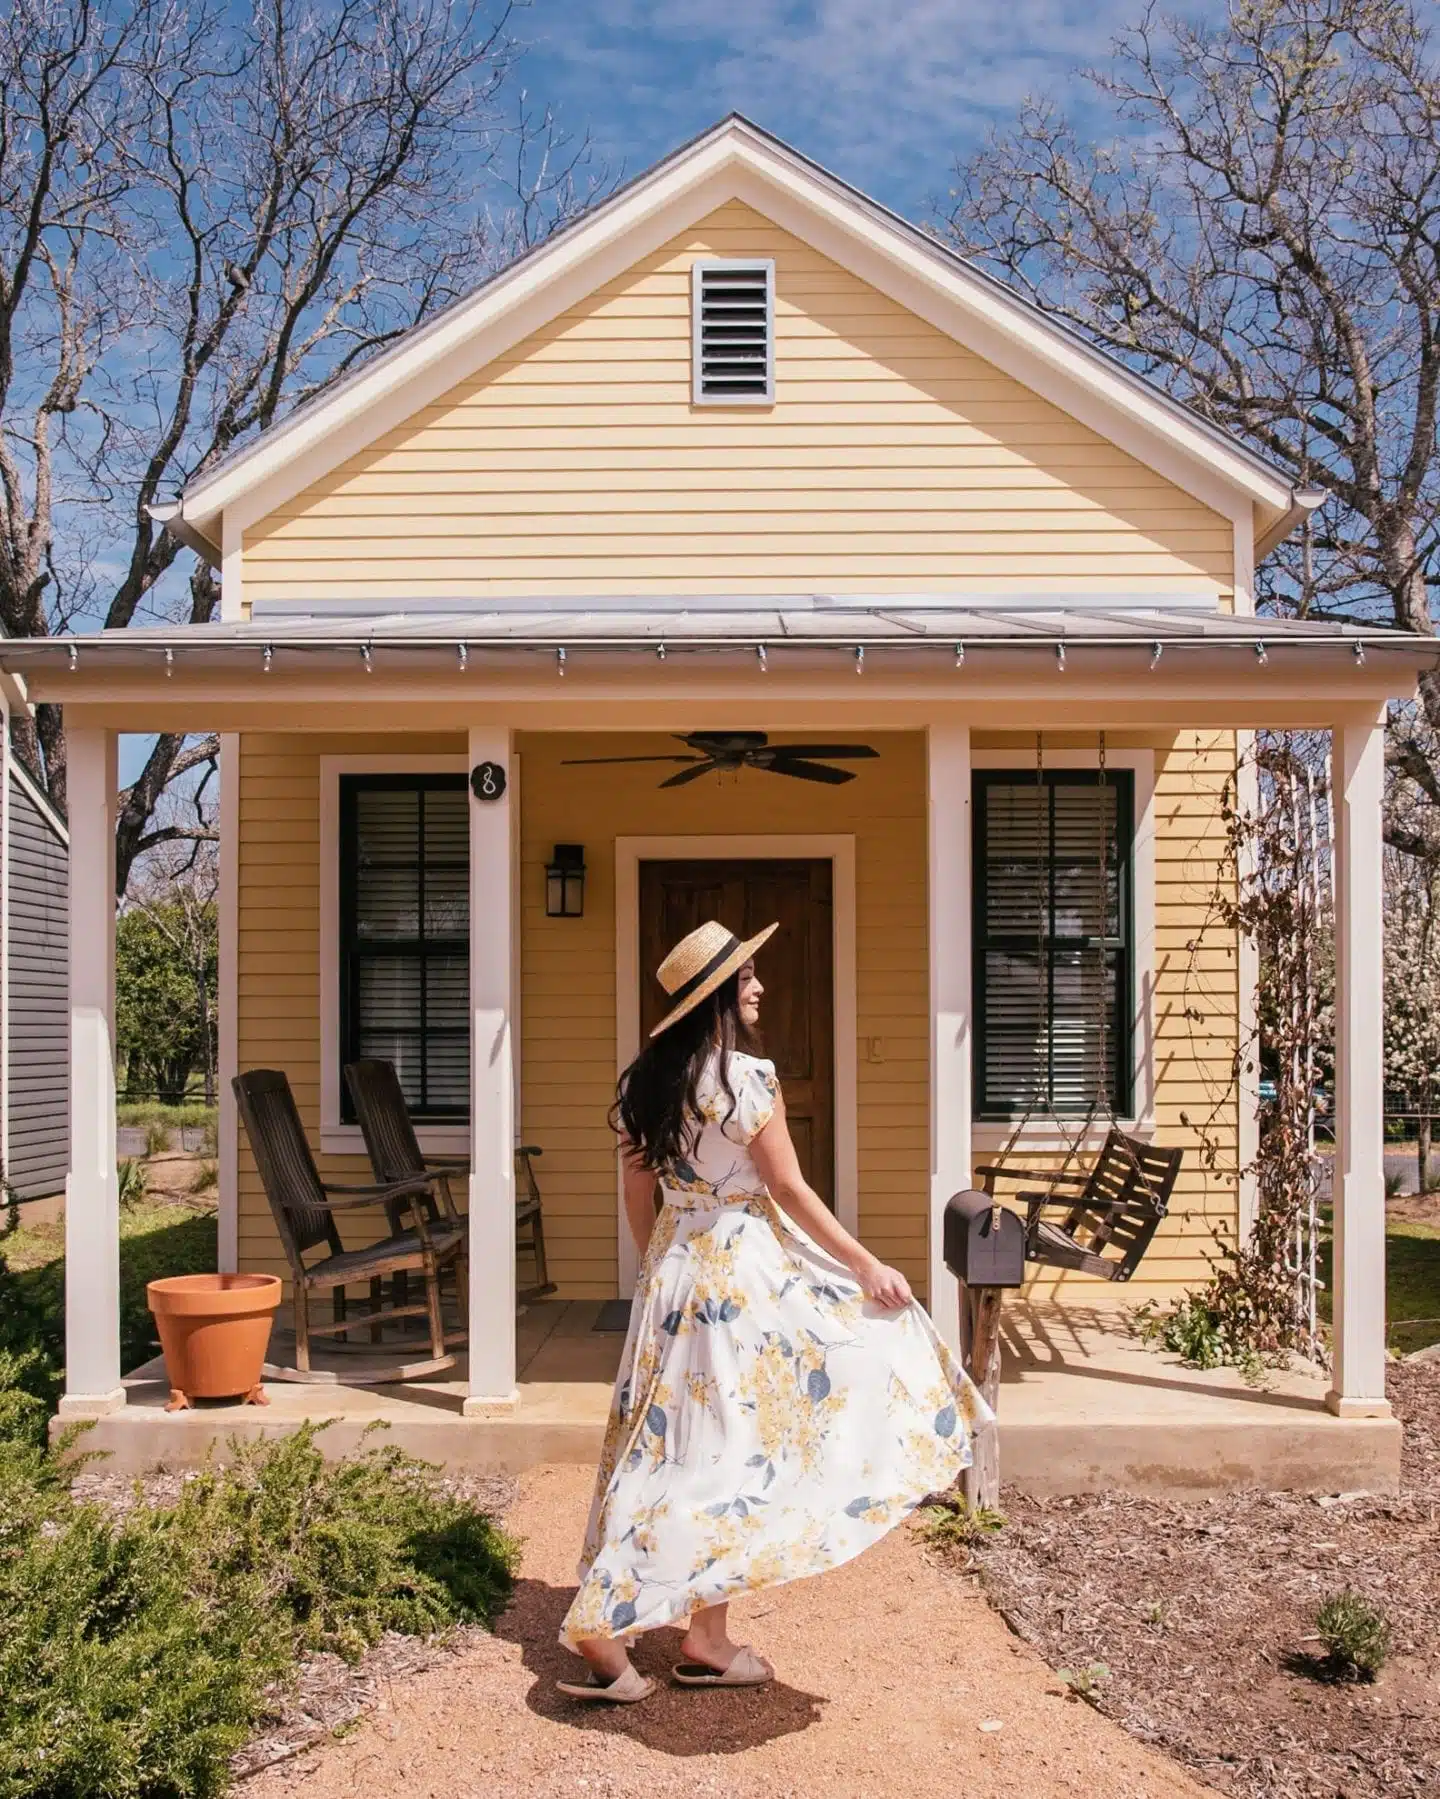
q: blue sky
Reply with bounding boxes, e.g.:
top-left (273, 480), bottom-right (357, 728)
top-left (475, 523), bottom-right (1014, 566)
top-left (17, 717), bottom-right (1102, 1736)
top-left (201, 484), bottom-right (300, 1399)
top-left (518, 0), bottom-right (1135, 218)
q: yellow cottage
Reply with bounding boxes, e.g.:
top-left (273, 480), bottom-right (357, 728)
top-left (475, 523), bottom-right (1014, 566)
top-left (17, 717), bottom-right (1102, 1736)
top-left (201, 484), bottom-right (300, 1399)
top-left (12, 119), bottom-right (1430, 1487)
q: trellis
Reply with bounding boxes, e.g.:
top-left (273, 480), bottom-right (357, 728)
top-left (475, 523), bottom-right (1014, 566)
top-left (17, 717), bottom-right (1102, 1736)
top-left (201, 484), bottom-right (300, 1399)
top-left (1183, 730), bottom-right (1333, 1363)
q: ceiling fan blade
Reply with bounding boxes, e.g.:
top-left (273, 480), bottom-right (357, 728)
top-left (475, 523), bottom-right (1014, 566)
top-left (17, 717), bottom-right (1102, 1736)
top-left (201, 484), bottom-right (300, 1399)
top-left (560, 754), bottom-right (701, 766)
top-left (659, 761), bottom-right (718, 788)
top-left (769, 743), bottom-right (880, 760)
top-left (758, 758), bottom-right (855, 785)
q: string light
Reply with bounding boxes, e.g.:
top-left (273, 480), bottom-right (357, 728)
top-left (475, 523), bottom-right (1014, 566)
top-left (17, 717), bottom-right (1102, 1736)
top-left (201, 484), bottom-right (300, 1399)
top-left (954, 642), bottom-right (965, 669)
top-left (165, 647), bottom-right (174, 677)
top-left (854, 645), bottom-right (864, 675)
top-left (263, 644), bottom-right (273, 673)
top-left (756, 644), bottom-right (768, 672)
top-left (68, 643), bottom-right (78, 672)
top-left (1353, 641), bottom-right (1366, 666)
top-left (656, 641), bottom-right (667, 662)
top-left (1055, 642), bottom-right (1066, 671)
top-left (556, 646), bottom-right (567, 677)
top-left (361, 643), bottom-right (373, 674)
top-left (1150, 642), bottom-right (1163, 670)
top-left (1255, 641), bottom-right (1268, 666)
top-left (456, 643), bottom-right (468, 670)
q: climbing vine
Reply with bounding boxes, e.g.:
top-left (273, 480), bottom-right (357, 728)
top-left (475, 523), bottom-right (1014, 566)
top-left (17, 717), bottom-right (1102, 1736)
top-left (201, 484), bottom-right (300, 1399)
top-left (1165, 731), bottom-right (1333, 1366)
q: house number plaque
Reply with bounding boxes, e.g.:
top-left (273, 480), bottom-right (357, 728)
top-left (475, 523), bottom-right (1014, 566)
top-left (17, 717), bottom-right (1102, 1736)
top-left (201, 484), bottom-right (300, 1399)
top-left (470, 761), bottom-right (507, 802)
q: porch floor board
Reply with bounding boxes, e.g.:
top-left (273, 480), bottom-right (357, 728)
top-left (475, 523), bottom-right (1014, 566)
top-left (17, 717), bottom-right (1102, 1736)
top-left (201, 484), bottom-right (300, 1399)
top-left (78, 1299), bottom-right (1401, 1492)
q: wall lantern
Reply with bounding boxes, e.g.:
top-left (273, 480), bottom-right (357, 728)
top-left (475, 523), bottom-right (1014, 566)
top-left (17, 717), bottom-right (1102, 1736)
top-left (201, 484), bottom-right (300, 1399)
top-left (546, 843), bottom-right (587, 918)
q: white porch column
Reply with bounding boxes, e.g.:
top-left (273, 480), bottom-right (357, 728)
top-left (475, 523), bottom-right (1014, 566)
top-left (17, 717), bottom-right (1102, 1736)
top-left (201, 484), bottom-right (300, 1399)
top-left (927, 724), bottom-right (973, 1354)
top-left (60, 729), bottom-right (123, 1416)
top-left (1329, 710), bottom-right (1389, 1418)
top-left (463, 727), bottom-right (518, 1412)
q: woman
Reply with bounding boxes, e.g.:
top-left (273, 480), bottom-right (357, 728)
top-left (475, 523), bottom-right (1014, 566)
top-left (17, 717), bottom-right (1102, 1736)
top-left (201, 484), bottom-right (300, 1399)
top-left (557, 919), bottom-right (992, 1702)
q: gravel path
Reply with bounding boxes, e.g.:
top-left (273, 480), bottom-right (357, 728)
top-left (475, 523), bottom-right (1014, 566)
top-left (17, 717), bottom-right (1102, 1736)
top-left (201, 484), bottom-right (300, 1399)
top-left (246, 1463), bottom-right (1216, 1799)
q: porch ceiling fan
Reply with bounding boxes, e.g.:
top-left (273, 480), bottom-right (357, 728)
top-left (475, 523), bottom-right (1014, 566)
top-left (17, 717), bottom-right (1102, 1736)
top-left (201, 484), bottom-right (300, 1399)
top-left (561, 730), bottom-right (880, 788)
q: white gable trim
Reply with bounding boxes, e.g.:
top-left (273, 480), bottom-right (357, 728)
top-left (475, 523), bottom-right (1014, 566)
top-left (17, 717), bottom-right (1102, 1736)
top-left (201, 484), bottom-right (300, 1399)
top-left (174, 117), bottom-right (1301, 555)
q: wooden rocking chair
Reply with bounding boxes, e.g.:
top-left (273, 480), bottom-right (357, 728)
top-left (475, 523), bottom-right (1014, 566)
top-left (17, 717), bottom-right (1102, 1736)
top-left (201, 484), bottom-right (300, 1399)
top-left (345, 1057), bottom-right (556, 1298)
top-left (975, 1126), bottom-right (1183, 1283)
top-left (234, 1068), bottom-right (467, 1380)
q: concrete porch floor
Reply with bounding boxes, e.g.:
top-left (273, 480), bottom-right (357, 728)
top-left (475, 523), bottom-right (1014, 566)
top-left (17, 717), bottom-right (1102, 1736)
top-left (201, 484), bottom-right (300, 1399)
top-left (80, 1298), bottom-right (1401, 1493)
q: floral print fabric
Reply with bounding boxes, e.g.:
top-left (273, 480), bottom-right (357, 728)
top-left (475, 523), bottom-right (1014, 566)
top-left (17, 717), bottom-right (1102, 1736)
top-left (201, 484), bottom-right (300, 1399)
top-left (560, 1051), bottom-right (993, 1647)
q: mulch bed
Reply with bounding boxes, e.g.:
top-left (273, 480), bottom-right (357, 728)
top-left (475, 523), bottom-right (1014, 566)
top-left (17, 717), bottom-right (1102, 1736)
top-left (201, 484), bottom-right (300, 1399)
top-left (971, 1361), bottom-right (1440, 1799)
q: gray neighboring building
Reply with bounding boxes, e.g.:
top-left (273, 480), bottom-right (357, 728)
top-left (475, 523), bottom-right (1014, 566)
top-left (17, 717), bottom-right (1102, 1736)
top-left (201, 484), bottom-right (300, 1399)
top-left (5, 757), bottom-right (68, 1201)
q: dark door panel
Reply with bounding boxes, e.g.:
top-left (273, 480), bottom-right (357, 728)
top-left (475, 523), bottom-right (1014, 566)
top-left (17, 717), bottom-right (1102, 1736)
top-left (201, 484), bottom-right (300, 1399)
top-left (638, 858), bottom-right (835, 1206)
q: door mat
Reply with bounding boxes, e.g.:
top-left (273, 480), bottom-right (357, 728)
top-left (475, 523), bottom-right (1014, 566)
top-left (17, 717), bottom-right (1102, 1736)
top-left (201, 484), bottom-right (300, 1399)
top-left (592, 1299), bottom-right (634, 1333)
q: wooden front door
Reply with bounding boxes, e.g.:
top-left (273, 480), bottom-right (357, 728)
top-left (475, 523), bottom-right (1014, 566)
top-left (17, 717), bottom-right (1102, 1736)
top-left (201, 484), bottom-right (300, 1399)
top-left (638, 859), bottom-right (835, 1206)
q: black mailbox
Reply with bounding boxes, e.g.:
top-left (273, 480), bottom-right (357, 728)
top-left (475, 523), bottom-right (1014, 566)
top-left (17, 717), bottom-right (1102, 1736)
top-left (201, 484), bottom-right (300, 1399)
top-left (943, 1190), bottom-right (1026, 1287)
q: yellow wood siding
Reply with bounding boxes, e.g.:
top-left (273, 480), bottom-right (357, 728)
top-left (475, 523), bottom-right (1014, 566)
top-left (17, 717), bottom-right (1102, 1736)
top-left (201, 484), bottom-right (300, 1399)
top-left (234, 726), bottom-right (1242, 1306)
top-left (982, 732), bottom-right (1243, 1300)
top-left (242, 200), bottom-right (1234, 605)
top-left (518, 730), bottom-right (928, 1296)
top-left (233, 732), bottom-right (467, 1274)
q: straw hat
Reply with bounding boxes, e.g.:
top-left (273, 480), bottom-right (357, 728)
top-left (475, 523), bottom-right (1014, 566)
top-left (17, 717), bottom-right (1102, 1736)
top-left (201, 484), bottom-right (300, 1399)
top-left (649, 918), bottom-right (778, 1038)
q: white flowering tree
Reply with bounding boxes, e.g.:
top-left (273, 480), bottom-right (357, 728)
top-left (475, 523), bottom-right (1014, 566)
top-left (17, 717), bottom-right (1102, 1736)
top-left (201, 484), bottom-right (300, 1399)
top-left (1384, 856), bottom-right (1440, 1192)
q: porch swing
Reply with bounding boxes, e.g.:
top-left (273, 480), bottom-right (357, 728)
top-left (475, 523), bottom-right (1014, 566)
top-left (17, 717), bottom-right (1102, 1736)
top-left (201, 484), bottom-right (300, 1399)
top-left (971, 732), bottom-right (1184, 1284)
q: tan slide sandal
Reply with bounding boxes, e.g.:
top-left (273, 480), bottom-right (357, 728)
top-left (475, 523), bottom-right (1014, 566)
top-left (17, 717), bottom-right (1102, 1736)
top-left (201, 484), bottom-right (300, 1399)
top-left (556, 1664), bottom-right (655, 1703)
top-left (672, 1645), bottom-right (773, 1687)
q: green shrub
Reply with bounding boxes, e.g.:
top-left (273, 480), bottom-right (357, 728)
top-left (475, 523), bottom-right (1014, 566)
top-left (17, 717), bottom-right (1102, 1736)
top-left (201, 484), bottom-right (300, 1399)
top-left (1314, 1589), bottom-right (1392, 1681)
top-left (915, 1495), bottom-right (1006, 1551)
top-left (144, 1120), bottom-right (172, 1157)
top-left (0, 1256), bottom-right (62, 1428)
top-left (1131, 1294), bottom-right (1266, 1382)
top-left (0, 1423), bottom-right (517, 1799)
top-left (154, 1426), bottom-right (519, 1661)
top-left (118, 1159), bottom-right (150, 1210)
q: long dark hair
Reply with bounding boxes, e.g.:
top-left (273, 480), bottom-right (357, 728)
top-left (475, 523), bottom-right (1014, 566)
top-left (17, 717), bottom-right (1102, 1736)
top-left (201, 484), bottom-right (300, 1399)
top-left (611, 972), bottom-right (757, 1172)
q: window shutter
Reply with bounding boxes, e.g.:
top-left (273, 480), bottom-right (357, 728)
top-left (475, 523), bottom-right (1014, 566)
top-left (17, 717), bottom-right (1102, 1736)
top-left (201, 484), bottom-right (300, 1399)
top-left (974, 773), bottom-right (1132, 1119)
top-left (692, 260), bottom-right (774, 403)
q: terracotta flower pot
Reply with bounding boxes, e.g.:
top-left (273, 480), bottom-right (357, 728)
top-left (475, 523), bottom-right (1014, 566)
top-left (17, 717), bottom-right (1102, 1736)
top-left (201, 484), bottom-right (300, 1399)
top-left (147, 1272), bottom-right (283, 1411)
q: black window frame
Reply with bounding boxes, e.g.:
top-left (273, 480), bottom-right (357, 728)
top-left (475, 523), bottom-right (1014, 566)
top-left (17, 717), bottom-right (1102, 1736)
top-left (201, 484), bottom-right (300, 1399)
top-left (973, 768), bottom-right (1136, 1121)
top-left (338, 772), bottom-right (469, 1123)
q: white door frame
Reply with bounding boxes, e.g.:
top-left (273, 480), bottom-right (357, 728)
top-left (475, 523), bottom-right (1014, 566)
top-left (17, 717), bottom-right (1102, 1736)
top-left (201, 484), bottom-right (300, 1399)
top-left (614, 833), bottom-right (858, 1297)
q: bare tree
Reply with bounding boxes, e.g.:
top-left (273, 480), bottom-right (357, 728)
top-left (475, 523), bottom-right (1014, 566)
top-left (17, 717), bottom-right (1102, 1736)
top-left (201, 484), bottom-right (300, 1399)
top-left (0, 0), bottom-right (607, 888)
top-left (120, 831), bottom-right (220, 1102)
top-left (940, 0), bottom-right (1440, 850)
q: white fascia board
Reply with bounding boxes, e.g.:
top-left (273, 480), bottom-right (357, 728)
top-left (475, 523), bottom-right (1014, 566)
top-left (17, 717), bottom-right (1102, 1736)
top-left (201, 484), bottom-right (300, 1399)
top-left (147, 501), bottom-right (221, 570)
top-left (178, 119), bottom-right (1297, 554)
top-left (0, 667), bottom-right (27, 712)
top-left (1254, 488), bottom-right (1327, 563)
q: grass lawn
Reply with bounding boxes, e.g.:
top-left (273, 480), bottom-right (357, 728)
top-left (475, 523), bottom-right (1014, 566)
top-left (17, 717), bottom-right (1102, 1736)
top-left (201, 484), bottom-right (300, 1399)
top-left (3, 1194), bottom-right (217, 1380)
top-left (1319, 1209), bottom-right (1440, 1356)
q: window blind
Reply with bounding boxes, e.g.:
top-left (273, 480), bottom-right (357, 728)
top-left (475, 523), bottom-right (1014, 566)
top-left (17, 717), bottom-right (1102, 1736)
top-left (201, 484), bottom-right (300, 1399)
top-left (973, 771), bottom-right (1133, 1119)
top-left (339, 775), bottom-right (468, 1119)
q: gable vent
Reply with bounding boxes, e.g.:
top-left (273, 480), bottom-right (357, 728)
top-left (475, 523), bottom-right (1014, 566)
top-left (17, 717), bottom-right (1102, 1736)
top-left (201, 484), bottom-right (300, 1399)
top-left (692, 260), bottom-right (775, 404)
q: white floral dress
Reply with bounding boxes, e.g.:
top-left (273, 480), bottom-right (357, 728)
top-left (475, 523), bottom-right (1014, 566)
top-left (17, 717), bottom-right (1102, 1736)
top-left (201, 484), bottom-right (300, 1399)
top-left (560, 1051), bottom-right (993, 1647)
